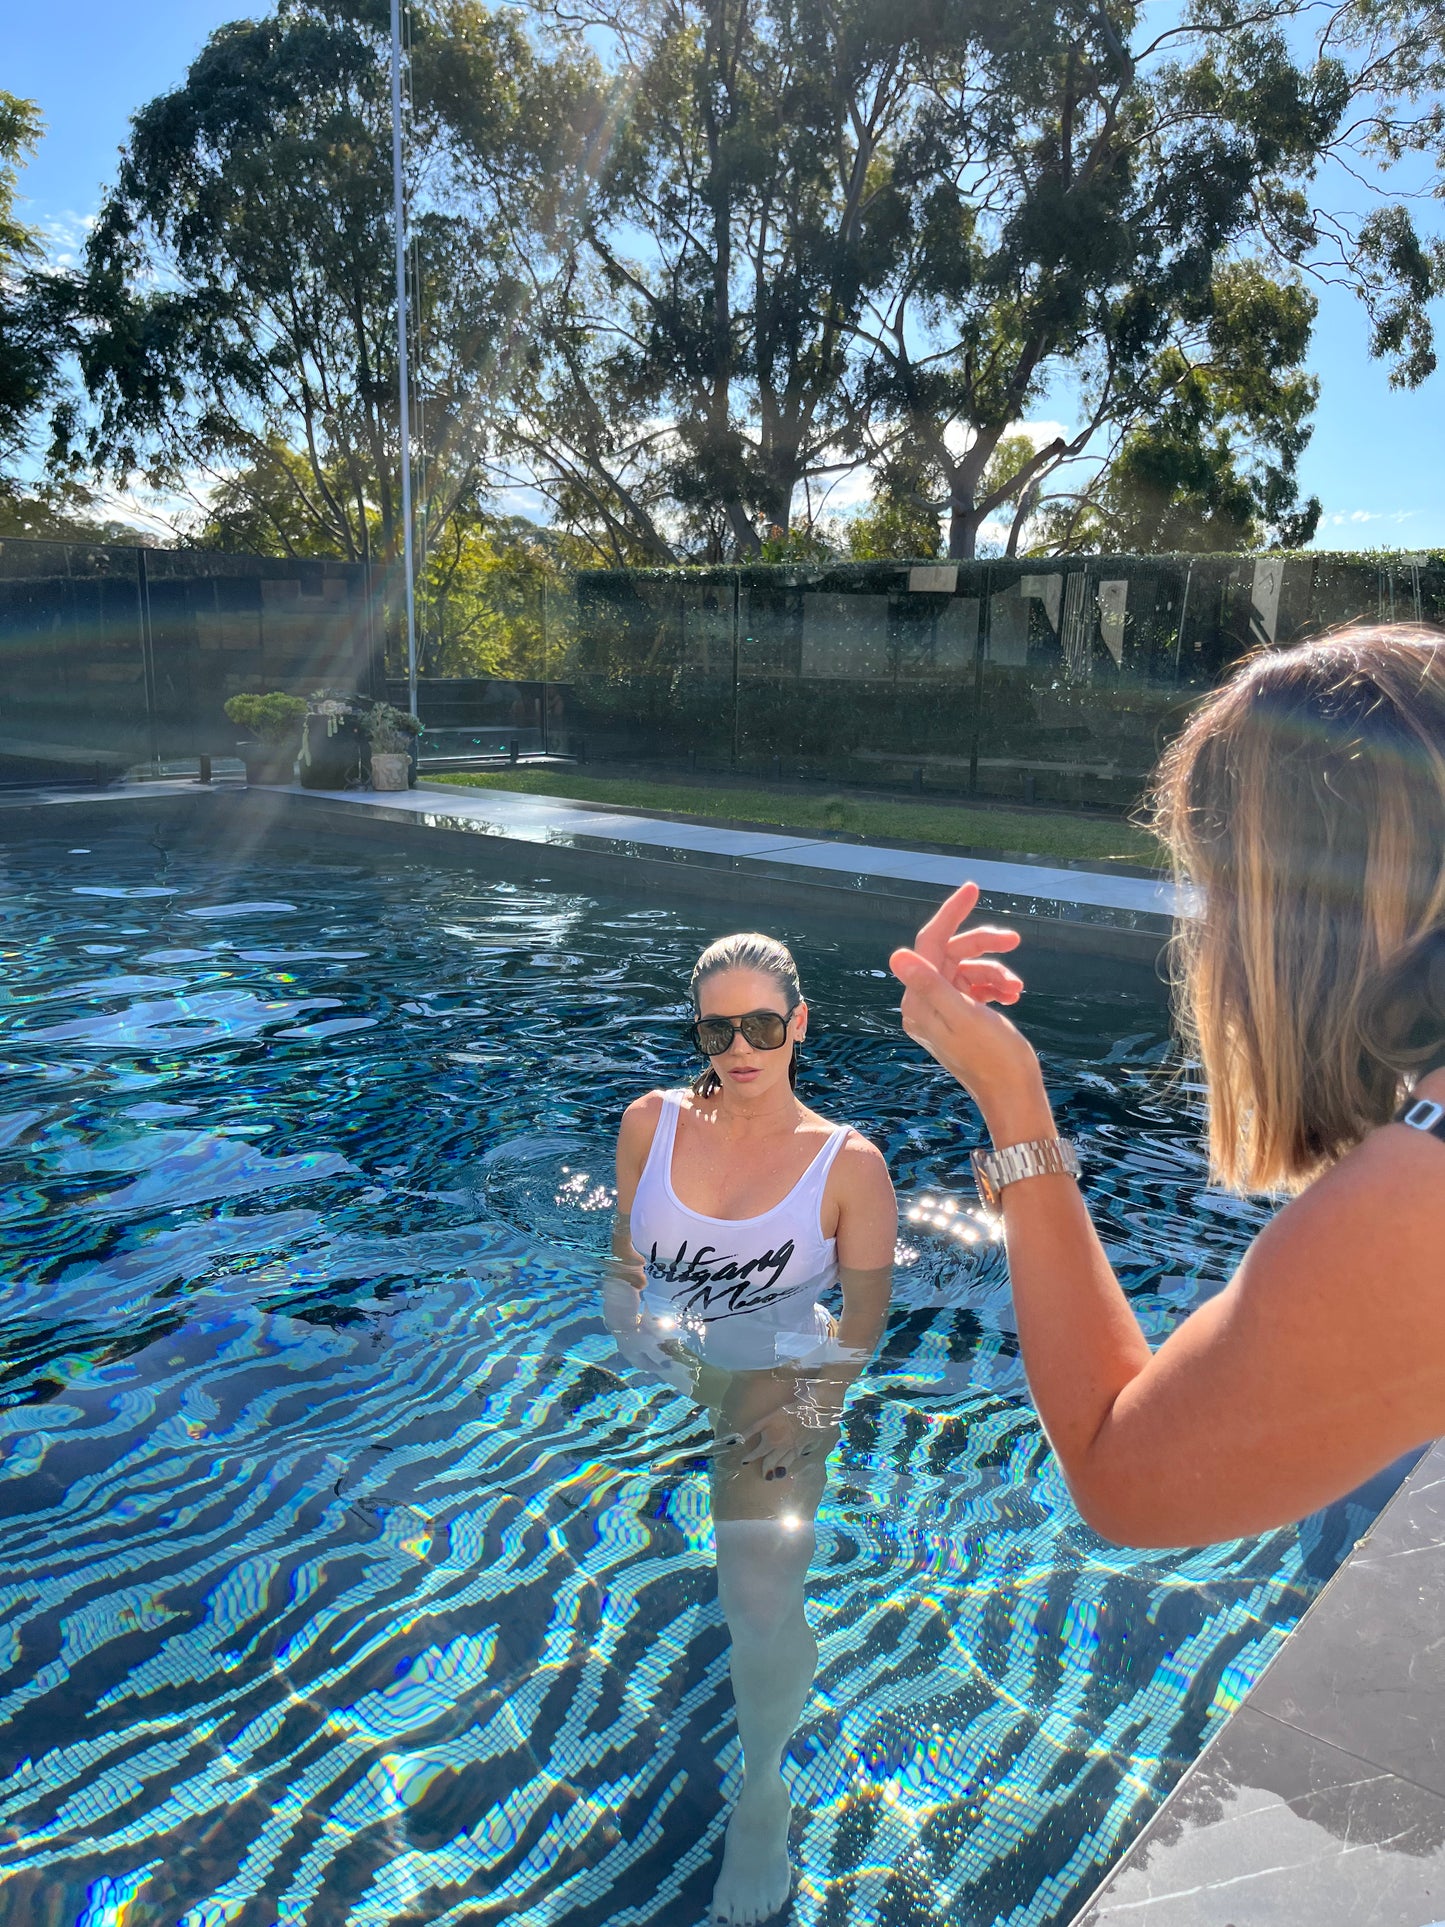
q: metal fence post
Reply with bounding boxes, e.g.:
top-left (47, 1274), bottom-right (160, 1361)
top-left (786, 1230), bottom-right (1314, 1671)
top-left (1171, 564), bottom-right (1194, 683)
top-left (731, 569), bottom-right (742, 768)
top-left (969, 566), bottom-right (990, 796)
top-left (541, 576), bottom-right (550, 756)
top-left (136, 546), bottom-right (160, 771)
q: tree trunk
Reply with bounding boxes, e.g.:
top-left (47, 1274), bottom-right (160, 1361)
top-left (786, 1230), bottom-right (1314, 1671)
top-left (947, 499), bottom-right (978, 560)
top-left (727, 499), bottom-right (760, 558)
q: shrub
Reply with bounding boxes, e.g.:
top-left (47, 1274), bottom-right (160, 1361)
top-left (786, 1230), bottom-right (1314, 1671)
top-left (224, 692), bottom-right (308, 743)
top-left (364, 703), bottom-right (424, 753)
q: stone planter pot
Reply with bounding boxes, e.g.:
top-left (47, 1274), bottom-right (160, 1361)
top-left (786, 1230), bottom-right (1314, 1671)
top-left (240, 742), bottom-right (299, 786)
top-left (369, 751), bottom-right (410, 791)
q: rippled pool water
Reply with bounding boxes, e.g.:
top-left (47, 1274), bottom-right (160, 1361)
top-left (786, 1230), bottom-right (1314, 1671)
top-left (0, 824), bottom-right (1382, 1926)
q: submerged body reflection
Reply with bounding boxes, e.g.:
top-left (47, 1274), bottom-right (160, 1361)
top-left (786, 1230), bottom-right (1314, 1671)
top-left (609, 931), bottom-right (896, 1924)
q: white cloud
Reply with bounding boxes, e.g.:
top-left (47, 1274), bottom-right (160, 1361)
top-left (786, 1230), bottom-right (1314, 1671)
top-left (792, 417), bottom-right (1075, 528)
top-left (805, 467), bottom-right (875, 516)
top-left (938, 417), bottom-right (1072, 460)
top-left (1014, 420), bottom-right (1074, 453)
top-left (37, 210), bottom-right (97, 271)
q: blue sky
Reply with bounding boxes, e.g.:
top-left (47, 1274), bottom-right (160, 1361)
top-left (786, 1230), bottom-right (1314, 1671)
top-left (9, 0), bottom-right (1445, 549)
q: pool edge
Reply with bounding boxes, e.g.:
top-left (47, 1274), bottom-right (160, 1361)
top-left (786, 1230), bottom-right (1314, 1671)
top-left (1067, 1437), bottom-right (1445, 1925)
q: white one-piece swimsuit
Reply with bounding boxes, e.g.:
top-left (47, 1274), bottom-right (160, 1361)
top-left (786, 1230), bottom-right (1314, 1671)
top-left (629, 1090), bottom-right (851, 1371)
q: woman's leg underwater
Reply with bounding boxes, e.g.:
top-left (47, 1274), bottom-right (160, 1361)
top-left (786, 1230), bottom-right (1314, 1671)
top-left (706, 1371), bottom-right (836, 1925)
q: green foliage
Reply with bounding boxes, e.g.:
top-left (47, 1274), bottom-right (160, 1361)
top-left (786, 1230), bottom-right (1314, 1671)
top-left (71, 1), bottom-right (537, 585)
top-left (1035, 264), bottom-right (1322, 553)
top-left (415, 513), bottom-right (584, 677)
top-left (223, 691), bottom-right (309, 742)
top-left (759, 524), bottom-right (840, 564)
top-left (364, 702), bottom-right (424, 752)
top-left (0, 94), bottom-right (73, 476)
top-left (15, 0), bottom-right (1445, 572)
top-left (0, 475), bottom-right (158, 544)
top-left (195, 430), bottom-right (580, 678)
top-left (540, 0), bottom-right (1380, 562)
top-left (0, 93), bottom-right (42, 267)
top-left (195, 438), bottom-right (350, 557)
top-left (845, 490), bottom-right (941, 561)
top-left (1354, 204), bottom-right (1444, 388)
top-left (854, 10), bottom-right (1374, 557)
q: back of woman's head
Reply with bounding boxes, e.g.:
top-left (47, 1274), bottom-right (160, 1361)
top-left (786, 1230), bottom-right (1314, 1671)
top-left (1151, 624), bottom-right (1445, 1194)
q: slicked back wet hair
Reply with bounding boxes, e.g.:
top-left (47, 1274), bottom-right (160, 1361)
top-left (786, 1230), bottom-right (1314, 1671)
top-left (688, 933), bottom-right (803, 1100)
top-left (1150, 624), bottom-right (1445, 1193)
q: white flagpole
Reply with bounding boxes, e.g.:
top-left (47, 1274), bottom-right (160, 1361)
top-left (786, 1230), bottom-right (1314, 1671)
top-left (389, 0), bottom-right (418, 718)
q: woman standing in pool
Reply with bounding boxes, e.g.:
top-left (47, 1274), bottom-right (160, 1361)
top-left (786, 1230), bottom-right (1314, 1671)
top-left (890, 626), bottom-right (1445, 1547)
top-left (608, 934), bottom-right (907, 1927)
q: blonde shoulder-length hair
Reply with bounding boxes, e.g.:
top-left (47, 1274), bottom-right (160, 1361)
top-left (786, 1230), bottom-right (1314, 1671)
top-left (1150, 623), bottom-right (1445, 1195)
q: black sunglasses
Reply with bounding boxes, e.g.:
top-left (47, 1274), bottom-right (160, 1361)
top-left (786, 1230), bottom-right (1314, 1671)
top-left (687, 1008), bottom-right (796, 1056)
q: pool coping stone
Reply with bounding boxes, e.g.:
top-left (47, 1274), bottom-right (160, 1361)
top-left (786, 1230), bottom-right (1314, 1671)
top-left (248, 780), bottom-right (1183, 970)
top-left (0, 775), bottom-right (1181, 985)
top-left (1068, 1436), bottom-right (1445, 1925)
top-left (421, 777), bottom-right (1169, 881)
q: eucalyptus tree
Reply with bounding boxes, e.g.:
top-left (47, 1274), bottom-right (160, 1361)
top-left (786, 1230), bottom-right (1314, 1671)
top-left (69, 0), bottom-right (542, 567)
top-left (0, 93), bottom-right (74, 498)
top-left (848, 0), bottom-right (1384, 557)
top-left (469, 0), bottom-right (972, 559)
top-left (1032, 263), bottom-right (1323, 552)
top-left (502, 0), bottom-right (1440, 559)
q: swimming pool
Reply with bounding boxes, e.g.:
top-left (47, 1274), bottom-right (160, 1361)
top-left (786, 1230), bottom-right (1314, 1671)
top-left (0, 820), bottom-right (1385, 1925)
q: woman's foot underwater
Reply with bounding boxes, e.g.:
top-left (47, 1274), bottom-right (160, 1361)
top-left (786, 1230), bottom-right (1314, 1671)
top-left (710, 1773), bottom-right (793, 1924)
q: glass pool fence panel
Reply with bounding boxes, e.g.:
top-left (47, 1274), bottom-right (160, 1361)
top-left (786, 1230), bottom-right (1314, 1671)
top-left (0, 539), bottom-right (152, 785)
top-left (563, 551), bottom-right (1429, 805)
top-left (143, 553), bottom-right (382, 762)
top-left (971, 558), bottom-right (1208, 811)
top-left (734, 568), bottom-right (986, 786)
top-left (0, 539), bottom-right (381, 780)
top-left (569, 572), bottom-right (734, 766)
top-left (266, 547), bottom-right (1445, 793)
top-left (7, 543), bottom-right (1428, 789)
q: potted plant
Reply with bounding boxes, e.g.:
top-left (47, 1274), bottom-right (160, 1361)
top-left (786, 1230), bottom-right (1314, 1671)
top-left (299, 689), bottom-right (371, 789)
top-left (363, 702), bottom-right (423, 790)
top-left (224, 692), bottom-right (308, 785)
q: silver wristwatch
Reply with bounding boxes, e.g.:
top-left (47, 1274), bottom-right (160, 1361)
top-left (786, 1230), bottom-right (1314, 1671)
top-left (971, 1135), bottom-right (1080, 1210)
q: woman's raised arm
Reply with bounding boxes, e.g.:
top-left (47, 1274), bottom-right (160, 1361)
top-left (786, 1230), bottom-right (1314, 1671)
top-left (891, 883), bottom-right (1445, 1548)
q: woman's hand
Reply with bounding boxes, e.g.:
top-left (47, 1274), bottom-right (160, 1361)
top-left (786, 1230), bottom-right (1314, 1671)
top-left (733, 1401), bottom-right (833, 1481)
top-left (889, 881), bottom-right (1049, 1137)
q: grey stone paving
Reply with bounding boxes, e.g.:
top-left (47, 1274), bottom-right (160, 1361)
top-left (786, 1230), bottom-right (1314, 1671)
top-left (0, 775), bottom-right (1186, 918)
top-left (1072, 1441), bottom-right (1445, 1925)
top-left (280, 780), bottom-right (1189, 921)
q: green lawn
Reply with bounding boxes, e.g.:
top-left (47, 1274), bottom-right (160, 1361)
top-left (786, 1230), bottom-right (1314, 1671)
top-left (432, 768), bottom-right (1164, 868)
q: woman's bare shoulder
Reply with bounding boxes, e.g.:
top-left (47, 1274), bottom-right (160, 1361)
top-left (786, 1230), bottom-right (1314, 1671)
top-left (615, 1091), bottom-right (671, 1205)
top-left (619, 1089), bottom-right (669, 1140)
top-left (1242, 1113), bottom-right (1445, 1307)
top-left (813, 1116), bottom-right (894, 1190)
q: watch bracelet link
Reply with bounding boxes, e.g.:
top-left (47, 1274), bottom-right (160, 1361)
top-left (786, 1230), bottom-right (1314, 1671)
top-left (971, 1134), bottom-right (1080, 1208)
